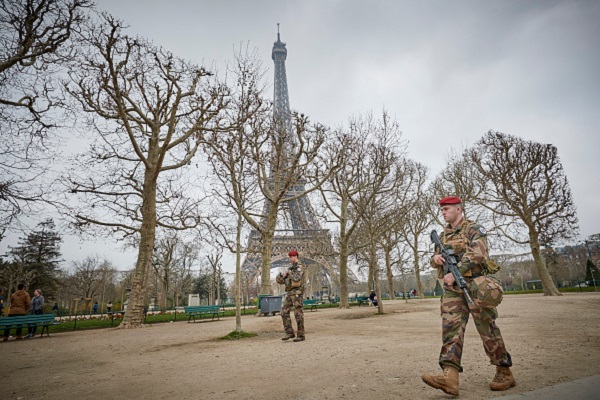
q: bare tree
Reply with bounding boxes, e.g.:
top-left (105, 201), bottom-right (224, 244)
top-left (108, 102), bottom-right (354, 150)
top-left (151, 235), bottom-right (177, 310)
top-left (317, 122), bottom-right (371, 309)
top-left (172, 240), bottom-right (198, 307)
top-left (0, 0), bottom-right (91, 239)
top-left (63, 15), bottom-right (231, 327)
top-left (429, 149), bottom-right (498, 234)
top-left (469, 131), bottom-right (579, 296)
top-left (0, 0), bottom-right (90, 115)
top-left (63, 255), bottom-right (115, 300)
top-left (206, 250), bottom-right (223, 305)
top-left (0, 252), bottom-right (37, 308)
top-left (353, 156), bottom-right (414, 313)
top-left (249, 114), bottom-right (331, 295)
top-left (201, 46), bottom-right (268, 331)
top-left (206, 101), bottom-right (331, 299)
top-left (317, 112), bottom-right (404, 308)
top-left (390, 241), bottom-right (413, 302)
top-left (390, 162), bottom-right (433, 299)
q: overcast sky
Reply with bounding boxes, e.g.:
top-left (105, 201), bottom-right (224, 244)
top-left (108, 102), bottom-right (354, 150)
top-left (3, 0), bottom-right (599, 273)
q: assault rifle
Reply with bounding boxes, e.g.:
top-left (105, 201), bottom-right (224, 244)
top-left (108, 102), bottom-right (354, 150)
top-left (430, 230), bottom-right (474, 305)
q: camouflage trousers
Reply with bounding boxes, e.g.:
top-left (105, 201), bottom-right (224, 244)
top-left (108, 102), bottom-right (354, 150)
top-left (439, 282), bottom-right (512, 372)
top-left (281, 293), bottom-right (304, 337)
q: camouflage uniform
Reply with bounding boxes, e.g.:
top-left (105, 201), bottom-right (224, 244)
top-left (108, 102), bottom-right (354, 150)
top-left (431, 219), bottom-right (512, 372)
top-left (276, 262), bottom-right (305, 338)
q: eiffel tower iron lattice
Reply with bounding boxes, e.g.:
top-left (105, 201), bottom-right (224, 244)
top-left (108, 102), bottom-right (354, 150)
top-left (241, 27), bottom-right (356, 296)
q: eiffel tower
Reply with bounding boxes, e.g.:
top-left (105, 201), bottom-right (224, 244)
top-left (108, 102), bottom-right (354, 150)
top-left (241, 26), bottom-right (355, 296)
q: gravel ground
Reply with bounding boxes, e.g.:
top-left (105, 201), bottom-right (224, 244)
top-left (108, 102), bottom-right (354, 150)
top-left (1, 292), bottom-right (599, 400)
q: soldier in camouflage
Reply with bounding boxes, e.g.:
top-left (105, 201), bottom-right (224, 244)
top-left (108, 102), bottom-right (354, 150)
top-left (276, 250), bottom-right (306, 342)
top-left (422, 196), bottom-right (516, 396)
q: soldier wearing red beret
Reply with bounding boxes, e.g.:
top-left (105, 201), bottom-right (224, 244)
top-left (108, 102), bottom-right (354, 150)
top-left (276, 250), bottom-right (306, 342)
top-left (422, 197), bottom-right (515, 396)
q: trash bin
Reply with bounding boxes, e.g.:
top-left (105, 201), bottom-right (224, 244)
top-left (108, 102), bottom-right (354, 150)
top-left (259, 295), bottom-right (283, 316)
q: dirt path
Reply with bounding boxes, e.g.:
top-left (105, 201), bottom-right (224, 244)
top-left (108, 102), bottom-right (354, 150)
top-left (1, 292), bottom-right (599, 400)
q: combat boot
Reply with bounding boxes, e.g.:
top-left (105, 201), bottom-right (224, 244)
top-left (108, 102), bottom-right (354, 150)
top-left (281, 333), bottom-right (295, 341)
top-left (490, 366), bottom-right (516, 391)
top-left (421, 366), bottom-right (459, 396)
top-left (292, 335), bottom-right (305, 342)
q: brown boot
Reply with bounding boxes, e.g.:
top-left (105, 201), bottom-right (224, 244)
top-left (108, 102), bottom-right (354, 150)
top-left (490, 366), bottom-right (516, 391)
top-left (422, 366), bottom-right (460, 396)
top-left (281, 333), bottom-right (295, 341)
top-left (292, 336), bottom-right (305, 342)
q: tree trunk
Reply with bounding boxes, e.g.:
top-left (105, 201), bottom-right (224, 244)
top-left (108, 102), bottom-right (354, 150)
top-left (529, 229), bottom-right (561, 296)
top-left (235, 211), bottom-right (242, 332)
top-left (366, 243), bottom-right (383, 313)
top-left (259, 205), bottom-right (278, 295)
top-left (338, 238), bottom-right (350, 309)
top-left (338, 204), bottom-right (350, 309)
top-left (385, 249), bottom-right (395, 300)
top-left (216, 269), bottom-right (221, 305)
top-left (121, 168), bottom-right (158, 328)
top-left (371, 245), bottom-right (384, 313)
top-left (211, 262), bottom-right (216, 305)
top-left (376, 274), bottom-right (384, 313)
top-left (260, 231), bottom-right (274, 295)
top-left (413, 238), bottom-right (424, 299)
top-left (6, 281), bottom-right (13, 309)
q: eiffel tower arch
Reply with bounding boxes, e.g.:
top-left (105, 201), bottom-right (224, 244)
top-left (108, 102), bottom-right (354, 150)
top-left (241, 26), bottom-right (356, 297)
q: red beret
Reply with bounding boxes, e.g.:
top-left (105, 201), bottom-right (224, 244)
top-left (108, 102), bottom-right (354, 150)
top-left (288, 250), bottom-right (299, 257)
top-left (439, 196), bottom-right (462, 206)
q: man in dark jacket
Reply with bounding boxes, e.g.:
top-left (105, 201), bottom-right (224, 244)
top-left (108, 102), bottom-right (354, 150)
top-left (3, 283), bottom-right (31, 341)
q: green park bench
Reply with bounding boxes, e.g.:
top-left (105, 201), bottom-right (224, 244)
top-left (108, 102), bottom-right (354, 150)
top-left (303, 299), bottom-right (319, 312)
top-left (356, 296), bottom-right (370, 306)
top-left (0, 314), bottom-right (61, 338)
top-left (184, 306), bottom-right (225, 322)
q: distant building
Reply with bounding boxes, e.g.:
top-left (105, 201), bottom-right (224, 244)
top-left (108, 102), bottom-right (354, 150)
top-left (556, 240), bottom-right (600, 266)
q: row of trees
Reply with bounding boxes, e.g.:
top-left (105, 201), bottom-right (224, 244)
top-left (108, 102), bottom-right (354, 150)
top-left (1, 1), bottom-right (583, 332)
top-left (2, 218), bottom-right (595, 314)
top-left (0, 220), bottom-right (234, 311)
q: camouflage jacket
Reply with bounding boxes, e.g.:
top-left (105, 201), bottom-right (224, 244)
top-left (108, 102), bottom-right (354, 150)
top-left (430, 218), bottom-right (489, 279)
top-left (276, 262), bottom-right (305, 295)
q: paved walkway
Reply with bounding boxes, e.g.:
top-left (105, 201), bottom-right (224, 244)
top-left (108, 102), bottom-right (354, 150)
top-left (493, 375), bottom-right (600, 399)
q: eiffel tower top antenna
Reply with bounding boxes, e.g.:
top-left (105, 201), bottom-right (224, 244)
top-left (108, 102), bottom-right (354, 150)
top-left (272, 23), bottom-right (290, 131)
